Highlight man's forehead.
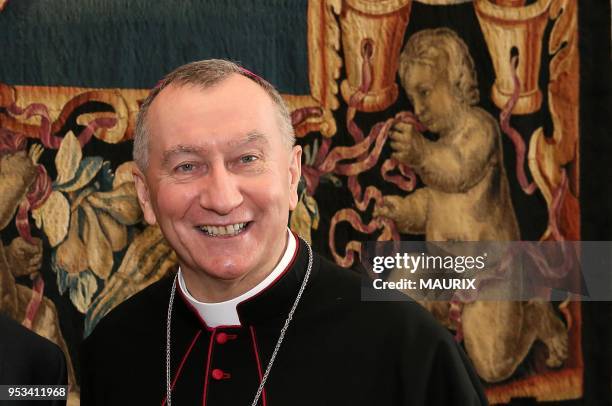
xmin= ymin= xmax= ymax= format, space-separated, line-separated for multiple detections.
xmin=148 ymin=77 xmax=278 ymax=130
xmin=145 ymin=74 xmax=286 ymax=160
xmin=227 ymin=130 xmax=269 ymax=147
xmin=167 ymin=130 xmax=268 ymax=150
xmin=153 ymin=74 xmax=268 ymax=105
xmin=160 ymin=130 xmax=270 ymax=160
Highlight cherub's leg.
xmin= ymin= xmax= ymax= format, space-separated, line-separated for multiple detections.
xmin=374 ymin=188 xmax=430 ymax=235
xmin=531 ymin=301 xmax=568 ymax=367
xmin=462 ymin=301 xmax=537 ymax=382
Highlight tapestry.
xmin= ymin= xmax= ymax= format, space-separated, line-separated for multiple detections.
xmin=0 ymin=1 xmax=609 ymax=405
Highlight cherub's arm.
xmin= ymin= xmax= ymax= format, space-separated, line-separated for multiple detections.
xmin=374 ymin=188 xmax=430 ymax=235
xmin=391 ymin=118 xmax=497 ymax=193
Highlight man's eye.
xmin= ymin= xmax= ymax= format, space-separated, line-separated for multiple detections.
xmin=240 ymin=155 xmax=258 ymax=164
xmin=176 ymin=163 xmax=196 ymax=172
xmin=420 ymin=89 xmax=430 ymax=97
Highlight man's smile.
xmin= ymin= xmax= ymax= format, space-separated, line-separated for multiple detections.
xmin=197 ymin=222 xmax=251 ymax=237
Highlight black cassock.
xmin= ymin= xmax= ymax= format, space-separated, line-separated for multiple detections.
xmin=0 ymin=314 xmax=67 ymax=406
xmin=81 ymin=238 xmax=488 ymax=405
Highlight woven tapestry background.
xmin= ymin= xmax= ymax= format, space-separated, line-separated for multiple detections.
xmin=0 ymin=1 xmax=609 ymax=405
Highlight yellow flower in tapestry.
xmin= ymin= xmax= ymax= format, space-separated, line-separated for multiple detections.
xmin=32 ymin=132 xmax=142 ymax=313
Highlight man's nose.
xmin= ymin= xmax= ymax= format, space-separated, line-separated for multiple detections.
xmin=198 ymin=166 xmax=243 ymax=215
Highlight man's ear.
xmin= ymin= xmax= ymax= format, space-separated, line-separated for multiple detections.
xmin=288 ymin=145 xmax=302 ymax=211
xmin=132 ymin=167 xmax=158 ymax=226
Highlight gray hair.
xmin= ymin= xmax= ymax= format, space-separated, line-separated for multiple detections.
xmin=133 ymin=59 xmax=295 ymax=170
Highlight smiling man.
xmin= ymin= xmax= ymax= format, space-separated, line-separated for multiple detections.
xmin=133 ymin=67 xmax=301 ymax=306
xmin=80 ymin=60 xmax=488 ymax=406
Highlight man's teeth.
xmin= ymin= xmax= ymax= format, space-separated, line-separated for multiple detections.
xmin=199 ymin=223 xmax=247 ymax=237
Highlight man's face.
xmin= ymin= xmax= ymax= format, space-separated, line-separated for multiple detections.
xmin=133 ymin=75 xmax=301 ymax=287
xmin=404 ymin=63 xmax=460 ymax=134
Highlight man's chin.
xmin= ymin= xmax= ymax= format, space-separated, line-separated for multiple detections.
xmin=191 ymin=260 xmax=258 ymax=282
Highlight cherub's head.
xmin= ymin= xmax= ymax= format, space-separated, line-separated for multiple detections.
xmin=398 ymin=28 xmax=479 ymax=133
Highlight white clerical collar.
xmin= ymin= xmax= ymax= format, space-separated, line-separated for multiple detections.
xmin=177 ymin=228 xmax=297 ymax=327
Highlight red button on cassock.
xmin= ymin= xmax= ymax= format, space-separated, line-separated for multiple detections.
xmin=211 ymin=369 xmax=226 ymax=380
xmin=215 ymin=332 xmax=237 ymax=344
xmin=216 ymin=332 xmax=228 ymax=344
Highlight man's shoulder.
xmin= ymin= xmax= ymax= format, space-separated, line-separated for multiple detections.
xmin=85 ymin=274 xmax=174 ymax=343
xmin=0 ymin=314 xmax=64 ymax=360
xmin=313 ymin=253 xmax=453 ymax=341
xmin=0 ymin=314 xmax=67 ymax=383
xmin=314 ymin=252 xmax=361 ymax=289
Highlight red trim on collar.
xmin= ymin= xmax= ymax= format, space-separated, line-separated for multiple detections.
xmin=161 ymin=329 xmax=202 ymax=406
xmin=249 ymin=326 xmax=268 ymax=406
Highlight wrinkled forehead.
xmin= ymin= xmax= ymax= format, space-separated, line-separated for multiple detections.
xmin=146 ymin=80 xmax=283 ymax=151
xmin=151 ymin=76 xmax=273 ymax=113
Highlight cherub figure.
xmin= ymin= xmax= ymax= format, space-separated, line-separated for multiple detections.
xmin=377 ymin=27 xmax=519 ymax=240
xmin=375 ymin=28 xmax=568 ymax=382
